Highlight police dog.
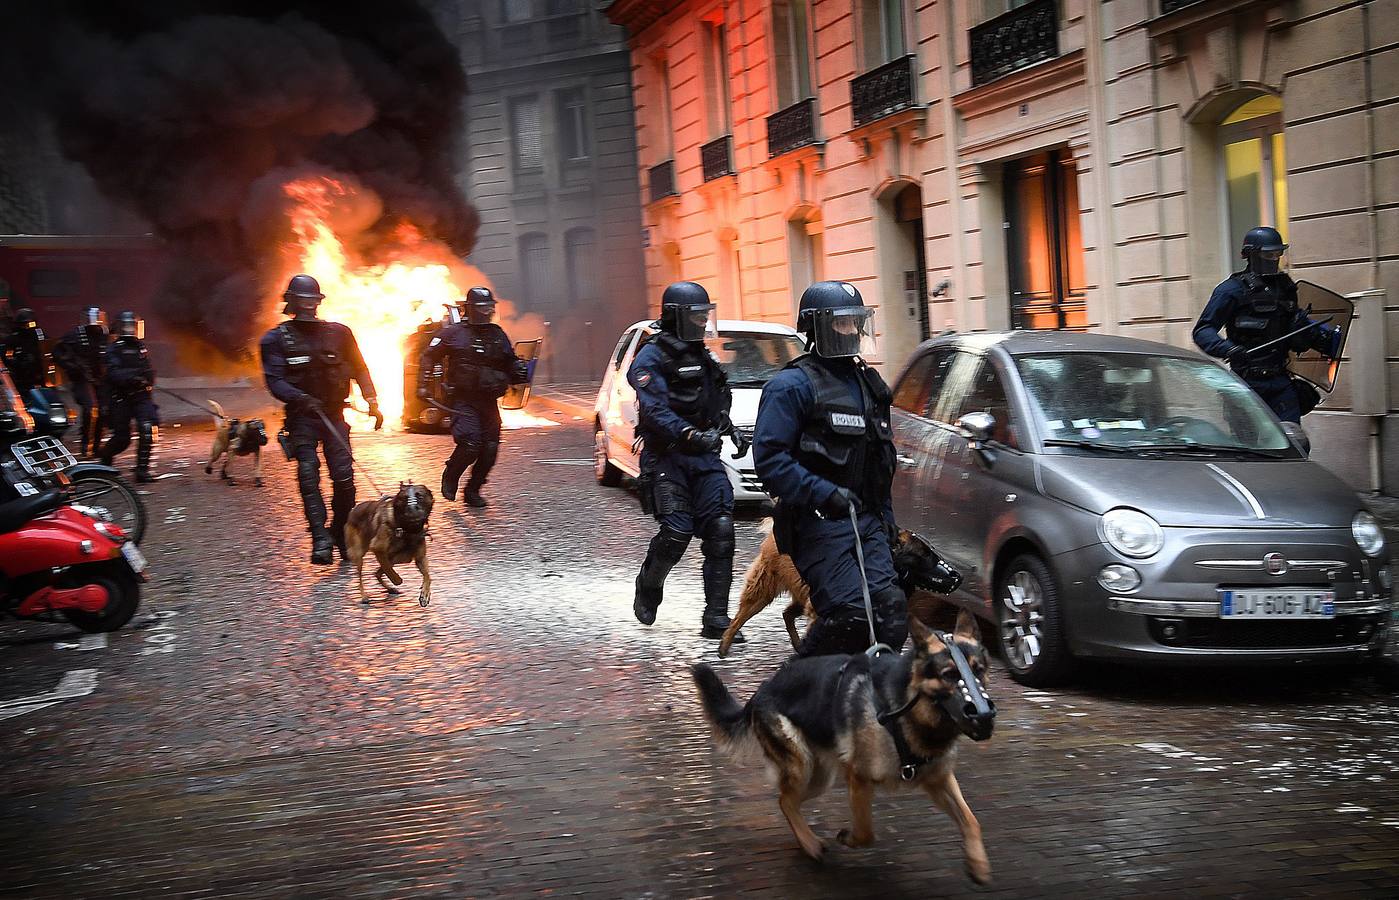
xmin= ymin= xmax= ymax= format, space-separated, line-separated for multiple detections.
xmin=693 ymin=613 xmax=995 ymax=881
xmin=345 ymin=482 xmax=435 ymax=606
xmin=718 ymin=521 xmax=962 ymax=657
xmin=204 ymin=400 xmax=268 ymax=486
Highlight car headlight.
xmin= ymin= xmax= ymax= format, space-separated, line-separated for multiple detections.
xmin=1353 ymin=510 xmax=1385 ymax=558
xmin=1101 ymin=508 xmax=1164 ymax=559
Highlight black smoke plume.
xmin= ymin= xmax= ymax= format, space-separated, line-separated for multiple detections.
xmin=3 ymin=0 xmax=478 ymax=360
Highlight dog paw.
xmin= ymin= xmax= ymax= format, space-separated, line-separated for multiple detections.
xmin=837 ymin=829 xmax=872 ymax=849
xmin=385 ymin=586 xmax=402 ymax=596
xmin=965 ymin=856 xmax=992 ymax=885
xmin=418 ymin=595 xmax=430 ymax=608
xmin=798 ymin=838 xmax=826 ymax=862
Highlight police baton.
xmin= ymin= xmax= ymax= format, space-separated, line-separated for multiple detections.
xmin=1242 ymin=313 xmax=1335 ymax=358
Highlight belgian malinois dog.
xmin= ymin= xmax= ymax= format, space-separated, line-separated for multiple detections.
xmin=718 ymin=521 xmax=963 ymax=657
xmin=344 ymin=483 xmax=434 ymax=606
xmin=204 ymin=400 xmax=268 ymax=486
xmin=693 ymin=612 xmax=995 ymax=882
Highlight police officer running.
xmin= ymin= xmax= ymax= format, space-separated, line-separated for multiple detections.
xmin=1193 ymin=226 xmax=1343 ymax=423
xmin=416 ymin=287 xmax=528 ymax=508
xmin=99 ymin=311 xmax=160 ymax=483
xmin=629 ymin=282 xmax=748 ymax=641
xmin=2 ymin=307 xmax=53 ymax=398
xmin=753 ymin=281 xmax=906 ymax=656
xmin=260 ymin=274 xmax=383 ymax=565
xmin=53 ymin=308 xmax=109 ymax=458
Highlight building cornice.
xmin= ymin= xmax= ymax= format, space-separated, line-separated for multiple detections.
xmin=951 ymin=48 xmax=1086 ymax=119
xmin=605 ymin=0 xmax=680 ymax=37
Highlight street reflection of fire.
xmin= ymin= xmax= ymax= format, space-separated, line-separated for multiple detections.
xmin=281 ymin=176 xmax=551 ymax=431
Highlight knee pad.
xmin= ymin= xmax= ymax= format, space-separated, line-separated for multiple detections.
xmin=701 ymin=514 xmax=735 ymax=559
xmin=872 ymin=586 xmax=909 ymax=649
xmin=653 ymin=525 xmax=692 ymax=564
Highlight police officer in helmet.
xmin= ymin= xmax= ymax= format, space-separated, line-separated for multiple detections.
xmin=629 ymin=281 xmax=748 ymax=641
xmin=260 ymin=274 xmax=383 ymax=565
xmin=2 ymin=306 xmax=52 ymax=398
xmin=53 ymin=308 xmax=109 ymax=457
xmin=417 ymin=286 xmax=528 ymax=507
xmin=99 ymin=311 xmax=160 ymax=483
xmin=1193 ymin=226 xmax=1342 ymax=422
xmin=753 ymin=280 xmax=906 ymax=656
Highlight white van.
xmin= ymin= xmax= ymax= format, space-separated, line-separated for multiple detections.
xmin=593 ymin=319 xmax=806 ymax=502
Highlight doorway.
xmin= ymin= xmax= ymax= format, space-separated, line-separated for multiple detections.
xmin=1004 ymin=148 xmax=1086 ymax=330
xmin=875 ymin=181 xmax=929 ymax=371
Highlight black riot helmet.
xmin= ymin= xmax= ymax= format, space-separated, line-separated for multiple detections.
xmin=282 ymin=273 xmax=325 ymax=318
xmin=82 ymin=307 xmax=108 ymax=342
xmin=460 ymin=286 xmax=495 ymax=325
xmin=13 ymin=307 xmax=38 ymax=332
xmin=1241 ymin=226 xmax=1289 ymax=276
xmin=797 ymin=281 xmax=875 ymax=359
xmin=658 ymin=281 xmax=715 ymax=343
xmin=115 ymin=310 xmax=144 ymax=340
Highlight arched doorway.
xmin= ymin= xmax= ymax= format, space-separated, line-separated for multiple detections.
xmin=874 ymin=181 xmax=928 ymax=372
xmin=1218 ymin=93 xmax=1287 ymax=267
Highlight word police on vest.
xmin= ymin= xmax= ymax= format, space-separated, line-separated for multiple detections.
xmin=831 ymin=413 xmax=865 ymax=428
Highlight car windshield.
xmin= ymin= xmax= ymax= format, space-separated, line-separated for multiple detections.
xmin=705 ymin=332 xmax=806 ymax=386
xmin=1013 ymin=351 xmax=1293 ymax=454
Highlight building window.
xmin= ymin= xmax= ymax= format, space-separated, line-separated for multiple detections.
xmin=565 ymin=227 xmax=599 ymax=307
xmin=28 ymin=268 xmax=81 ymax=298
xmin=653 ymin=58 xmax=675 ymax=160
xmin=860 ymin=0 xmax=906 ymax=69
xmin=502 ymin=0 xmax=534 ymax=22
xmin=1219 ymin=94 xmax=1288 ymax=267
xmin=511 ymin=96 xmax=544 ymax=171
xmin=787 ymin=212 xmax=824 ymax=309
xmin=719 ymin=236 xmax=744 ymax=317
xmin=702 ymin=20 xmax=733 ymax=138
xmin=519 ymin=232 xmax=551 ymax=307
xmin=557 ymin=89 xmax=590 ymax=162
xmin=772 ymin=0 xmax=814 ymax=110
xmin=1004 ymin=148 xmax=1086 ymax=331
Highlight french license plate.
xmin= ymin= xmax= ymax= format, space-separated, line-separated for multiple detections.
xmin=120 ymin=541 xmax=148 ymax=574
xmin=1218 ymin=589 xmax=1334 ymax=619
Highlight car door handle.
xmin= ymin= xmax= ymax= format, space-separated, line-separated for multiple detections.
xmin=897 ymin=455 xmax=917 ymax=468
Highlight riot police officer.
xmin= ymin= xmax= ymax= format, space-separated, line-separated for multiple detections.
xmin=99 ymin=311 xmax=160 ymax=483
xmin=1193 ymin=226 xmax=1342 ymax=422
xmin=629 ymin=281 xmax=747 ymax=641
xmin=53 ymin=308 xmax=109 ymax=457
xmin=260 ymin=274 xmax=383 ymax=565
xmin=2 ymin=307 xmax=52 ymax=397
xmin=416 ymin=287 xmax=527 ymax=508
xmin=753 ymin=281 xmax=905 ymax=656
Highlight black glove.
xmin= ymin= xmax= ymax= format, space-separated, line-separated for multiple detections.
xmin=682 ymin=427 xmax=722 ymax=454
xmin=366 ymin=400 xmax=384 ymax=432
xmin=512 ymin=359 xmax=530 ymax=383
xmin=1224 ymin=344 xmax=1250 ymax=363
xmin=819 ymin=486 xmax=860 ymax=519
xmin=729 ymin=428 xmax=751 ymax=459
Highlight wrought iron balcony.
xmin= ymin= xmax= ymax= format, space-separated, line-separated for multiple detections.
xmin=700 ymin=135 xmax=734 ymax=182
xmin=851 ymin=55 xmax=917 ymax=128
xmin=766 ymin=97 xmax=817 ymax=159
xmin=648 ymin=159 xmax=677 ymax=203
xmin=1159 ymin=0 xmax=1207 ymax=13
xmin=969 ymin=0 xmax=1059 ymax=87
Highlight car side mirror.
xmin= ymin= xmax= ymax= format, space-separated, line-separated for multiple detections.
xmin=957 ymin=411 xmax=995 ymax=447
xmin=1280 ymin=421 xmax=1311 ymax=457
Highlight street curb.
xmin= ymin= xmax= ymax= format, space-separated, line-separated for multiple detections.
xmin=527 ymin=392 xmax=595 ymax=424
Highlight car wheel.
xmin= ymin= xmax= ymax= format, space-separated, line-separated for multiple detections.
xmin=594 ymin=425 xmax=622 ymax=487
xmin=995 ymin=553 xmax=1075 ymax=687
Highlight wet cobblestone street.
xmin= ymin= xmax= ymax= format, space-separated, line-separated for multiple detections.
xmin=3 ymin=418 xmax=1398 ymax=897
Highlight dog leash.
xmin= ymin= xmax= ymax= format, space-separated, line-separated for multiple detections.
xmin=849 ymin=504 xmax=894 ymax=658
xmin=313 ymin=407 xmax=384 ymax=497
xmin=155 ymin=386 xmax=223 ymax=417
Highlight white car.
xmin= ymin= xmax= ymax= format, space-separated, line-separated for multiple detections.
xmin=593 ymin=319 xmax=806 ymax=502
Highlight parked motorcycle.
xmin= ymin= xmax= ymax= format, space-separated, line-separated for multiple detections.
xmin=1 ymin=370 xmax=147 ymax=544
xmin=0 ymin=485 xmax=147 ymax=632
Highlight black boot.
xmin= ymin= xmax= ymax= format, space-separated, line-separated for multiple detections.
xmin=699 ymin=556 xmax=743 ymax=642
xmin=134 ymin=423 xmax=156 ymax=483
xmin=442 ymin=440 xmax=479 ymax=503
xmin=634 ymin=526 xmax=690 ymax=626
xmin=329 ymin=478 xmax=355 ymax=560
xmin=441 ymin=469 xmax=460 ymax=502
xmin=464 ymin=488 xmax=487 ymax=508
xmin=310 ymin=525 xmax=334 ymax=565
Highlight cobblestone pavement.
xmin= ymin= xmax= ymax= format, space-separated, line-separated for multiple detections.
xmin=2 ymin=417 xmax=1398 ymax=898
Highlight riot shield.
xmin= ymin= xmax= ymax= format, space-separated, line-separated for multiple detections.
xmin=500 ymin=339 xmax=542 ymax=410
xmin=1291 ymin=281 xmax=1354 ymax=393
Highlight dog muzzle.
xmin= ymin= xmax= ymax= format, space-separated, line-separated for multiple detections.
xmin=909 ymin=533 xmax=963 ymax=594
xmin=935 ymin=632 xmax=995 ymax=741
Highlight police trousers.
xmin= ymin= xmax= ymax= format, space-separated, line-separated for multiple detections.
xmin=446 ymin=398 xmax=502 ymax=489
xmin=102 ymin=393 xmax=159 ymax=472
xmin=286 ymin=408 xmax=355 ymax=536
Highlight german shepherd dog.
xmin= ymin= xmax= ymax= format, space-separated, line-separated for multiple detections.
xmin=693 ymin=613 xmax=995 ymax=882
xmin=204 ymin=400 xmax=268 ymax=486
xmin=345 ymin=483 xmax=435 ymax=606
xmin=718 ymin=522 xmax=962 ymax=657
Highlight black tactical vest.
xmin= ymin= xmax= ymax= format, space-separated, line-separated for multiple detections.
xmin=789 ymin=355 xmax=895 ymax=505
xmin=1228 ymin=273 xmax=1297 ymax=363
xmin=279 ymin=323 xmax=350 ymax=406
xmin=651 ymin=332 xmax=726 ymax=429
xmin=447 ymin=324 xmax=514 ymax=399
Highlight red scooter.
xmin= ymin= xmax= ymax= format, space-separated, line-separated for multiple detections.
xmin=0 ymin=485 xmax=146 ymax=632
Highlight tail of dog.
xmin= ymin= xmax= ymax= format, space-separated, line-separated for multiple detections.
xmin=691 ymin=663 xmax=753 ymax=754
xmin=208 ymin=399 xmax=227 ymax=423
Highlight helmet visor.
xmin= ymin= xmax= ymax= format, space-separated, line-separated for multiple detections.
xmin=812 ymin=307 xmax=875 ymax=358
xmin=675 ymin=304 xmax=717 ymax=342
xmin=467 ymin=300 xmax=495 ymax=325
xmin=119 ymin=318 xmax=145 ymax=340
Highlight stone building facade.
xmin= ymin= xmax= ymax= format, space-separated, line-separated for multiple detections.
xmin=605 ymin=0 xmax=1396 ymax=491
xmin=441 ymin=0 xmax=649 ymax=381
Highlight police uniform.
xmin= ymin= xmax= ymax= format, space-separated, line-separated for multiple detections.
xmin=54 ymin=323 xmax=108 ymax=457
xmin=260 ymin=318 xmax=377 ymax=559
xmin=755 ymin=356 xmax=905 ymax=654
xmin=1194 ymin=227 xmax=1342 ymax=424
xmin=2 ymin=314 xmax=50 ymax=396
xmin=418 ymin=318 xmax=526 ymax=505
xmin=99 ymin=333 xmax=160 ymax=480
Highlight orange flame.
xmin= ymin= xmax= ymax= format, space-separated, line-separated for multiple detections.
xmin=278 ymin=175 xmax=553 ymax=431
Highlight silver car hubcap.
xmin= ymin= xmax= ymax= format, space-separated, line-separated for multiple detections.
xmin=999 ymin=570 xmax=1045 ymax=671
xmin=593 ymin=430 xmax=608 ymax=479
